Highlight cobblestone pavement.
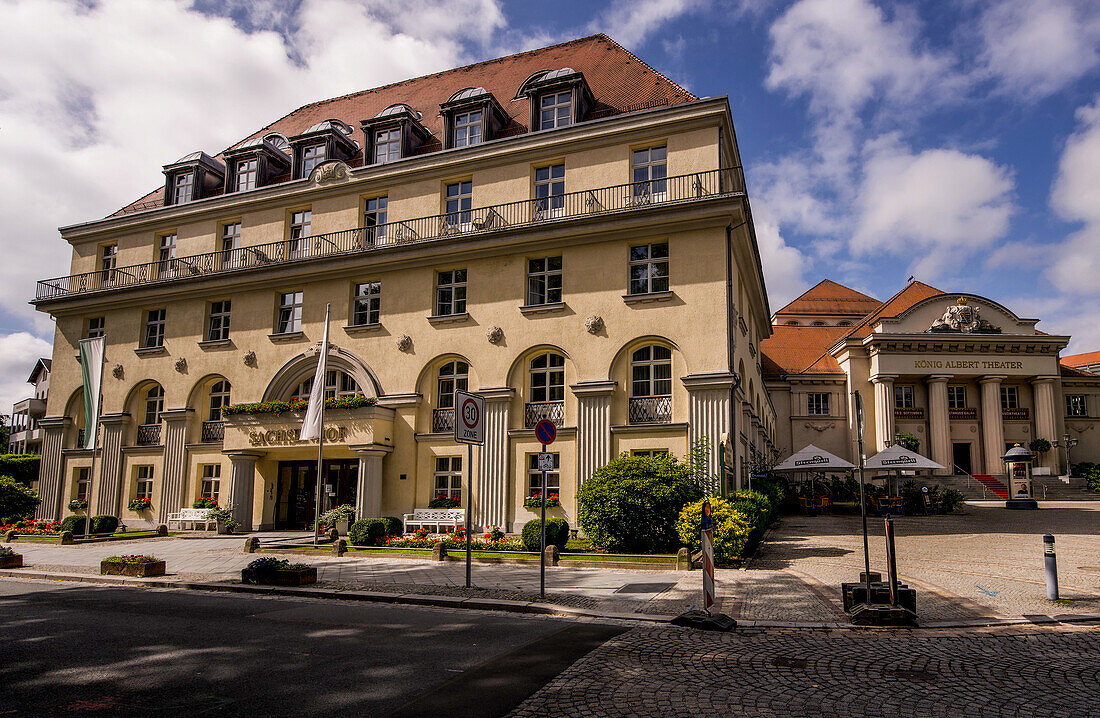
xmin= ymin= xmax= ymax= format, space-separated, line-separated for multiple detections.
xmin=508 ymin=623 xmax=1100 ymax=717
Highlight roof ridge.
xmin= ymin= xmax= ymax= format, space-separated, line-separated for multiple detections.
xmin=594 ymin=34 xmax=697 ymax=102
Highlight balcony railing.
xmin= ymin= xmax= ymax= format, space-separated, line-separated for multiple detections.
xmin=524 ymin=401 xmax=565 ymax=428
xmin=77 ymin=428 xmax=85 ymax=447
xmin=432 ymin=408 xmax=456 ymax=433
xmin=37 ymin=168 xmax=745 ymax=301
xmin=628 ymin=396 xmax=673 ymax=425
xmin=136 ymin=423 xmax=162 ymax=446
xmin=201 ymin=421 xmax=224 ymax=443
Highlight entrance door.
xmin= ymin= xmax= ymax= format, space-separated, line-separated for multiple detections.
xmin=275 ymin=460 xmax=359 ymax=529
xmin=952 ymin=443 xmax=972 ymax=475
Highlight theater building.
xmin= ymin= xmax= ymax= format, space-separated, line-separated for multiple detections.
xmin=762 ymin=280 xmax=1100 ymax=477
xmin=32 ymin=35 xmax=776 ymax=531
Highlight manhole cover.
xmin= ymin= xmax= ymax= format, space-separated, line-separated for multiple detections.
xmin=615 ymin=582 xmax=675 ymax=594
xmin=771 ymin=657 xmax=807 ymax=669
xmin=889 ymin=669 xmax=937 ymax=681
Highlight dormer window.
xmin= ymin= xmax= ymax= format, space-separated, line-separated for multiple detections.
xmin=301 ymin=144 xmax=326 ymax=176
xmin=288 ymin=120 xmax=358 ymax=180
xmin=539 ymin=92 xmax=572 ymax=130
xmin=235 ymin=159 xmax=258 ymax=192
xmin=374 ymin=129 xmax=401 ymax=164
xmin=453 ymin=110 xmax=482 ymax=147
xmin=439 ymin=88 xmax=508 ymax=150
xmin=360 ymin=104 xmax=432 ymax=166
xmin=162 ymin=152 xmax=225 ymax=206
xmin=518 ymin=68 xmax=594 ymax=134
xmin=223 ymin=137 xmax=291 ymax=193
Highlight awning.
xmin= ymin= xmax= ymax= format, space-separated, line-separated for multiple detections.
xmin=864 ymin=444 xmax=945 ymax=471
xmin=773 ymin=444 xmax=856 ymax=471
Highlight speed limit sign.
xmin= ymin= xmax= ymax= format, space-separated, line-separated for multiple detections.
xmin=454 ymin=390 xmax=485 ymax=445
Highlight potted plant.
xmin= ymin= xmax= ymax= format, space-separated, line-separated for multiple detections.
xmin=428 ymin=494 xmax=461 ymax=509
xmin=206 ymin=505 xmax=238 ymax=534
xmin=0 ymin=545 xmax=23 ymax=569
xmin=128 ymin=497 xmax=152 ymax=513
xmin=100 ymin=554 xmax=166 ymax=577
xmin=68 ymin=499 xmax=88 ymax=512
xmin=241 ymin=556 xmax=316 ymax=586
xmin=319 ymin=504 xmax=356 ymax=535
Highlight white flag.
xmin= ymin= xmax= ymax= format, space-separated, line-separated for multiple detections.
xmin=299 ymin=305 xmax=330 ymax=441
xmin=78 ymin=337 xmax=105 ymax=450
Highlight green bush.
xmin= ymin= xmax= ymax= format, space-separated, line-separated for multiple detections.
xmin=0 ymin=475 xmax=39 ymax=523
xmin=1082 ymin=466 xmax=1100 ymax=493
xmin=899 ymin=480 xmax=926 ymax=515
xmin=521 ymin=517 xmax=569 ymax=551
xmin=751 ymin=478 xmax=788 ymax=512
xmin=676 ymin=498 xmax=752 ymax=566
xmin=577 ymin=453 xmax=701 ymax=553
xmin=381 ymin=516 xmax=403 ymax=536
xmin=1028 ymin=438 xmax=1052 ymax=455
xmin=348 ymin=518 xmax=387 ymax=546
xmin=0 ymin=455 xmax=40 ymax=485
xmin=729 ymin=489 xmax=772 ymax=532
xmin=1072 ymin=461 xmax=1097 ymax=478
xmin=60 ymin=515 xmax=87 ymax=534
xmin=938 ymin=487 xmax=965 ymax=513
xmin=91 ymin=515 xmax=119 ymax=534
xmin=896 ymin=433 xmax=920 ymax=452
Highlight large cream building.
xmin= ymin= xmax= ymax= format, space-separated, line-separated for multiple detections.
xmin=32 ymin=35 xmax=776 ymax=531
xmin=762 ymin=280 xmax=1100 ymax=478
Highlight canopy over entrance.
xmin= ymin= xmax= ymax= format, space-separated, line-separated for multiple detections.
xmin=865 ymin=444 xmax=945 ymax=471
xmin=773 ymin=444 xmax=856 ymax=472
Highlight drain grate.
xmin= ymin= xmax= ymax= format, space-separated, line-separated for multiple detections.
xmin=614 ymin=582 xmax=675 ymax=594
xmin=771 ymin=657 xmax=807 ymax=669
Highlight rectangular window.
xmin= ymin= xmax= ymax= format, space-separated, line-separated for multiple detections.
xmin=894 ymin=385 xmax=915 ymax=409
xmin=435 ymin=269 xmax=467 ymax=316
xmin=207 ymin=300 xmax=231 ymax=341
xmin=534 ymin=163 xmax=565 ymax=218
xmin=352 ymin=282 xmax=381 ymax=326
xmin=453 ymin=110 xmax=483 ymax=147
xmin=75 ymin=467 xmax=90 ymax=502
xmin=86 ymin=317 xmax=105 ymax=339
xmin=539 ymin=91 xmax=572 ymax=130
xmin=221 ymin=222 xmax=241 ymax=252
xmin=527 ymin=453 xmax=560 ymax=498
xmin=289 ymin=209 xmax=311 ymax=257
xmin=629 ymin=242 xmax=670 ymax=295
xmin=277 ymin=291 xmax=303 ymax=334
xmin=1067 ymin=394 xmax=1088 ymax=417
xmin=374 ymin=129 xmax=401 ymax=164
xmin=157 ymin=233 xmax=177 ymax=278
xmin=948 ymin=385 xmax=968 ymax=409
xmin=807 ymin=393 xmax=830 ymax=416
xmin=1000 ymin=386 xmax=1019 ymax=410
xmin=200 ymin=465 xmax=221 ymax=499
xmin=173 ymin=172 xmax=194 ymax=204
xmin=434 ymin=456 xmax=462 ymax=502
xmin=143 ymin=309 xmax=166 ymax=348
xmin=444 ymin=180 xmax=472 ymax=228
xmin=235 ymin=159 xmax=258 ymax=192
xmin=363 ymin=196 xmax=388 ymax=242
xmin=632 ymin=145 xmax=667 ymax=201
xmin=100 ymin=243 xmax=117 ymax=273
xmin=135 ymin=466 xmax=154 ymax=500
xmin=301 ymin=144 xmax=325 ymax=177
xmin=527 ymin=257 xmax=562 ymax=306
xmin=631 ymin=449 xmax=669 ymax=458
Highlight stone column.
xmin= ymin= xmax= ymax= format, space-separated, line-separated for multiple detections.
xmin=871 ymin=375 xmax=897 ymax=452
xmin=351 ymin=444 xmax=391 ymax=519
xmin=476 ymin=388 xmax=513 ymax=531
xmin=1031 ymin=377 xmax=1059 ymax=472
xmin=571 ymin=381 xmax=616 ymax=486
xmin=34 ymin=416 xmax=71 ymax=520
xmin=96 ymin=413 xmax=131 ymax=518
xmin=926 ymin=376 xmax=951 ymax=475
xmin=158 ymin=408 xmax=193 ymax=524
xmin=979 ymin=376 xmax=1007 ymax=475
xmin=226 ymin=451 xmax=264 ymax=531
xmin=682 ymin=373 xmax=737 ymax=490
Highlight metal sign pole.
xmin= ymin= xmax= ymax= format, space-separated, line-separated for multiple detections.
xmin=853 ymin=390 xmax=872 ymax=601
xmin=466 ymin=441 xmax=473 ymax=588
xmin=540 ymin=442 xmax=547 ymax=598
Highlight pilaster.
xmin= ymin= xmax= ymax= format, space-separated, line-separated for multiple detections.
xmin=226 ymin=450 xmax=264 ymax=531
xmin=475 ymin=387 xmax=513 ymax=530
xmin=682 ymin=373 xmax=737 ymax=492
xmin=96 ymin=413 xmax=131 ymax=518
xmin=34 ymin=416 xmax=70 ymax=521
xmin=351 ymin=444 xmax=392 ymax=519
xmin=571 ymin=380 xmax=615 ymax=487
xmin=158 ymin=408 xmax=193 ymax=523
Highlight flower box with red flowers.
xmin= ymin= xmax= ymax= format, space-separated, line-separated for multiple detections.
xmin=241 ymin=557 xmax=316 ymax=586
xmin=100 ymin=555 xmax=166 ymax=578
xmin=428 ymin=495 xmax=461 ymax=509
xmin=524 ymin=493 xmax=560 ymax=509
xmin=128 ymin=498 xmax=153 ymax=512
xmin=0 ymin=546 xmax=23 ymax=569
xmin=192 ymin=497 xmax=219 ymax=509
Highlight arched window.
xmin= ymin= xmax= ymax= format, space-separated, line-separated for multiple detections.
xmin=209 ymin=380 xmax=231 ymax=421
xmin=437 ymin=361 xmax=469 ymax=408
xmin=530 ymin=353 xmax=565 ymax=402
xmin=292 ymin=370 xmax=361 ymax=401
xmin=144 ymin=386 xmax=164 ymax=425
xmin=630 ymin=346 xmax=672 ymax=397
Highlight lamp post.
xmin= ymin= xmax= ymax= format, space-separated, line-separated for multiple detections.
xmin=1060 ymin=433 xmax=1078 ymax=476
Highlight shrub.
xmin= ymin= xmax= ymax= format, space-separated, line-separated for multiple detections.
xmin=899 ymin=480 xmax=926 ymax=515
xmin=0 ymin=455 xmax=40 ymax=485
xmin=729 ymin=489 xmax=772 ymax=533
xmin=381 ymin=516 xmax=403 ymax=536
xmin=222 ymin=396 xmax=376 ymax=416
xmin=1029 ymin=438 xmax=1052 ymax=456
xmin=246 ymin=557 xmax=310 ymax=574
xmin=349 ymin=518 xmax=387 ymax=546
xmin=676 ymin=498 xmax=752 ymax=566
xmin=577 ymin=453 xmax=701 ymax=553
xmin=91 ymin=515 xmax=119 ymax=534
xmin=521 ymin=517 xmax=569 ymax=551
xmin=60 ymin=515 xmax=87 ymax=535
xmin=319 ymin=504 xmax=356 ymax=528
xmin=938 ymin=487 xmax=965 ymax=514
xmin=751 ymin=478 xmax=789 ymax=512
xmin=896 ymin=433 xmax=920 ymax=452
xmin=1072 ymin=461 xmax=1097 ymax=478
xmin=0 ymin=476 xmax=39 ymax=524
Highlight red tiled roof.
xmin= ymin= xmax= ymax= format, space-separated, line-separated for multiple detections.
xmin=774 ymin=279 xmax=880 ymax=318
xmin=112 ymin=34 xmax=696 ymax=217
xmin=1061 ymin=364 xmax=1097 ymax=378
xmin=843 ymin=280 xmax=944 ymax=339
xmin=1062 ymin=350 xmax=1100 ymax=368
xmin=760 ymin=325 xmax=849 ymax=377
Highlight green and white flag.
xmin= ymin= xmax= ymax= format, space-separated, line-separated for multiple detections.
xmin=299 ymin=305 xmax=330 ymax=441
xmin=78 ymin=336 xmax=105 ymax=450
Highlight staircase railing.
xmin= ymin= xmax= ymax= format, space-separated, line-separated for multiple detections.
xmin=953 ymin=464 xmax=986 ymax=498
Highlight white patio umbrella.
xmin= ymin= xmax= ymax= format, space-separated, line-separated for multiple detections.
xmin=864 ymin=444 xmax=945 ymax=496
xmin=773 ymin=444 xmax=857 ymax=472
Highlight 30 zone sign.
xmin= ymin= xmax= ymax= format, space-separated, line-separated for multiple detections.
xmin=454 ymin=391 xmax=485 ymax=445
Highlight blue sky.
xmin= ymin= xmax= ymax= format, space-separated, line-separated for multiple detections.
xmin=0 ymin=0 xmax=1097 ymax=410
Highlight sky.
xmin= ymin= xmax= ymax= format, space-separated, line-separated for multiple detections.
xmin=0 ymin=0 xmax=1098 ymax=413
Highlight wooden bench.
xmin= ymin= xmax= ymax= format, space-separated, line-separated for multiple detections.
xmin=402 ymin=508 xmax=465 ymax=534
xmin=167 ymin=508 xmax=216 ymax=531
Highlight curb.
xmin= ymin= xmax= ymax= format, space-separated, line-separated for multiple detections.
xmin=3 ymin=569 xmax=1098 ymax=630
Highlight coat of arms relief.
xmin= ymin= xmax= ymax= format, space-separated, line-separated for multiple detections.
xmin=929 ymin=297 xmax=1001 ymax=334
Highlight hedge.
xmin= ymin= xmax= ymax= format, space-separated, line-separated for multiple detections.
xmin=0 ymin=475 xmax=39 ymax=523
xmin=0 ymin=455 xmax=40 ymax=485
xmin=521 ymin=517 xmax=569 ymax=552
xmin=57 ymin=514 xmax=118 ymax=535
xmin=222 ymin=395 xmax=377 ymax=416
xmin=349 ymin=517 xmax=402 ymax=546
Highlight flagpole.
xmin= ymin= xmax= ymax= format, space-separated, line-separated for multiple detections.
xmin=82 ymin=336 xmax=106 ymax=540
xmin=312 ymin=305 xmax=330 ymax=547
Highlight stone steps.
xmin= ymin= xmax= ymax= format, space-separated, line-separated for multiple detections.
xmin=930 ymin=473 xmax=1100 ymax=500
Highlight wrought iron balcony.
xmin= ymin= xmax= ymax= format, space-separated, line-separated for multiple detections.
xmin=136 ymin=423 xmax=162 ymax=446
xmin=77 ymin=428 xmax=85 ymax=447
xmin=524 ymin=401 xmax=564 ymax=428
xmin=201 ymin=421 xmax=224 ymax=443
xmin=37 ymin=168 xmax=745 ymax=301
xmin=628 ymin=396 xmax=673 ymax=424
xmin=432 ymin=408 xmax=456 ymax=433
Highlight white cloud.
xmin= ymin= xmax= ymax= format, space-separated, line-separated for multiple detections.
xmin=749 ymin=198 xmax=811 ymax=310
xmin=588 ymin=0 xmax=703 ymax=49
xmin=0 ymin=332 xmax=52 ymax=418
xmin=978 ymin=0 xmax=1100 ymax=99
xmin=1048 ymin=95 xmax=1100 ymax=294
xmin=850 ymin=141 xmax=1015 ymax=278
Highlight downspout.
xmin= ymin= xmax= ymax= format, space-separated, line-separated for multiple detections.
xmin=727 ymin=221 xmax=747 ymax=489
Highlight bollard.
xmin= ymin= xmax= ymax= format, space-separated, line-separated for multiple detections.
xmin=1043 ymin=533 xmax=1059 ymax=600
xmin=3 ymin=530 xmax=14 ymax=543
xmin=156 ymin=524 xmax=168 ymax=537
xmin=333 ymin=538 xmax=347 ymax=556
xmin=543 ymin=544 xmax=559 ymax=567
xmin=59 ymin=531 xmax=74 ymax=545
xmin=677 ymin=547 xmax=692 ymax=571
xmin=432 ymin=541 xmax=447 ymax=561
xmin=326 ymin=528 xmax=338 ymax=543
xmin=243 ymin=537 xmax=259 ymax=553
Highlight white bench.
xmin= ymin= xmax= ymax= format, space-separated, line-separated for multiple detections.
xmin=167 ymin=508 xmax=216 ymax=531
xmin=402 ymin=508 xmax=465 ymax=534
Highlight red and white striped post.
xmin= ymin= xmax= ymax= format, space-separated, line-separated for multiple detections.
xmin=701 ymin=498 xmax=716 ymax=613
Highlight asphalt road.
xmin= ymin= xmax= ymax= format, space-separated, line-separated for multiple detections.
xmin=0 ymin=579 xmax=624 ymax=717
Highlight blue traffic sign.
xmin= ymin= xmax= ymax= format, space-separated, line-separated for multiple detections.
xmin=534 ymin=419 xmax=557 ymax=445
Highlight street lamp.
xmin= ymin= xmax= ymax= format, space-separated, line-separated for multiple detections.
xmin=1060 ymin=433 xmax=1079 ymax=476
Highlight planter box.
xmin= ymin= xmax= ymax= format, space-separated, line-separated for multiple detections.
xmin=0 ymin=554 xmax=23 ymax=569
xmin=100 ymin=559 xmax=166 ymax=578
xmin=241 ymin=567 xmax=317 ymax=586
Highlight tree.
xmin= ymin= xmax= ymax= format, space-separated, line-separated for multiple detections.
xmin=1029 ymin=438 xmax=1052 ymax=463
xmin=0 ymin=475 xmax=39 ymax=523
xmin=896 ymin=432 xmax=920 ymax=452
xmin=0 ymin=414 xmax=9 ymax=452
